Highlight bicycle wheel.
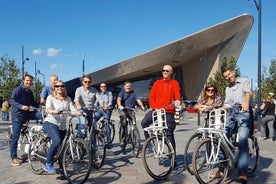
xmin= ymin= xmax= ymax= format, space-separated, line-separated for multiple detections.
xmin=28 ymin=134 xmax=49 ymax=174
xmin=62 ymin=138 xmax=92 ymax=184
xmin=18 ymin=132 xmax=31 ymax=162
xmin=192 ymin=138 xmax=229 ymax=184
xmin=109 ymin=121 xmax=115 ymax=144
xmin=247 ymin=135 xmax=259 ymax=176
xmin=131 ymin=126 xmax=140 ymax=157
xmin=91 ymin=132 xmax=106 ymax=169
xmin=142 ymin=135 xmax=175 ymax=180
xmin=184 ymin=132 xmax=203 ymax=175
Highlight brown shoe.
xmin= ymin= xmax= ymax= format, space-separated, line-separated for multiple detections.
xmin=209 ymin=170 xmax=224 ymax=178
xmin=237 ymin=174 xmax=247 ymax=184
xmin=11 ymin=158 xmax=22 ymax=166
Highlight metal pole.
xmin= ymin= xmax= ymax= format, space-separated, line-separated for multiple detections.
xmin=22 ymin=46 xmax=24 ymax=79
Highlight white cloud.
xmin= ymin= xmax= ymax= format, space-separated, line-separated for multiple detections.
xmin=47 ymin=48 xmax=62 ymax=57
xmin=32 ymin=48 xmax=44 ymax=55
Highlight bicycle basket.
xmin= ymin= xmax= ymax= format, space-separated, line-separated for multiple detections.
xmin=152 ymin=108 xmax=167 ymax=128
xmin=208 ymin=108 xmax=226 ymax=131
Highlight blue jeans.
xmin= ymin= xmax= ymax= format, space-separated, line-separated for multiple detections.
xmin=225 ymin=111 xmax=251 ymax=175
xmin=94 ymin=109 xmax=112 ymax=143
xmin=77 ymin=109 xmax=93 ymax=138
xmin=2 ymin=112 xmax=9 ymax=121
xmin=43 ymin=121 xmax=66 ymax=165
xmin=141 ymin=110 xmax=176 ymax=151
xmin=10 ymin=111 xmax=42 ymax=160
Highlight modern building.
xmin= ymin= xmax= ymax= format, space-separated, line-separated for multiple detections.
xmin=66 ymin=13 xmax=253 ymax=102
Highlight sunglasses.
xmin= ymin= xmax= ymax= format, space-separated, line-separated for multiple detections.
xmin=83 ymin=81 xmax=91 ymax=83
xmin=162 ymin=69 xmax=170 ymax=73
xmin=206 ymin=89 xmax=214 ymax=92
xmin=55 ymin=85 xmax=65 ymax=88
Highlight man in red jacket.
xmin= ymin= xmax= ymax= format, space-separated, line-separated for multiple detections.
xmin=141 ymin=64 xmax=181 ymax=169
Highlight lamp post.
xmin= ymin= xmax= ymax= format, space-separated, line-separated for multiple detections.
xmin=248 ymin=0 xmax=262 ymax=130
xmin=21 ymin=45 xmax=29 ymax=79
xmin=37 ymin=70 xmax=45 ymax=86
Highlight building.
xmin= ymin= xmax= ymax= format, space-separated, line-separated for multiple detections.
xmin=66 ymin=13 xmax=253 ymax=102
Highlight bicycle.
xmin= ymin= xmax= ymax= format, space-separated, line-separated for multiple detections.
xmin=78 ymin=108 xmax=106 ymax=169
xmin=99 ymin=118 xmax=115 ymax=144
xmin=192 ymin=108 xmax=259 ymax=184
xmin=7 ymin=107 xmax=44 ymax=162
xmin=27 ymin=110 xmax=92 ymax=184
xmin=141 ymin=108 xmax=175 ymax=180
xmin=183 ymin=110 xmax=210 ymax=175
xmin=119 ymin=107 xmax=141 ymax=157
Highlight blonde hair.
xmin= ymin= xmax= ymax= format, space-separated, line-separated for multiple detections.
xmin=52 ymin=80 xmax=68 ymax=99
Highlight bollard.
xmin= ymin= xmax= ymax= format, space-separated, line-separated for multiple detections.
xmin=197 ymin=111 xmax=200 ymax=126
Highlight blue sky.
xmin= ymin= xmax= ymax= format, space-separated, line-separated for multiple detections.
xmin=1 ymin=0 xmax=275 ymax=88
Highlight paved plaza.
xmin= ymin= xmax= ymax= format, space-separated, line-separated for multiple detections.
xmin=0 ymin=110 xmax=275 ymax=184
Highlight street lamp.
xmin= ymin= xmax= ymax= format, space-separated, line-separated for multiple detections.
xmin=248 ymin=0 xmax=262 ymax=130
xmin=21 ymin=45 xmax=29 ymax=79
xmin=37 ymin=70 xmax=45 ymax=86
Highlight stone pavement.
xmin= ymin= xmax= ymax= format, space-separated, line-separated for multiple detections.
xmin=0 ymin=111 xmax=275 ymax=184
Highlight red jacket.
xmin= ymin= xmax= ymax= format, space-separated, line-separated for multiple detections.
xmin=149 ymin=78 xmax=181 ymax=113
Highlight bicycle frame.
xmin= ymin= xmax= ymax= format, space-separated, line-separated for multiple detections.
xmin=144 ymin=108 xmax=169 ymax=157
xmin=198 ymin=109 xmax=239 ymax=167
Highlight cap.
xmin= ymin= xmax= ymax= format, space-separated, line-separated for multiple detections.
xmin=268 ymin=92 xmax=274 ymax=96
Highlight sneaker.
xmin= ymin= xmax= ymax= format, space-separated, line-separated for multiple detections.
xmin=258 ymin=136 xmax=268 ymax=141
xmin=44 ymin=163 xmax=56 ymax=174
xmin=237 ymin=174 xmax=247 ymax=184
xmin=11 ymin=158 xmax=22 ymax=166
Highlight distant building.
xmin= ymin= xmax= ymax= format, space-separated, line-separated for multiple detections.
xmin=66 ymin=14 xmax=253 ymax=102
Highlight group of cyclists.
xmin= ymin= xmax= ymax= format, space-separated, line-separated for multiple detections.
xmin=8 ymin=63 xmax=259 ymax=184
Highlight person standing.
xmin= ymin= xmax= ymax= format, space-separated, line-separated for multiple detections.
xmin=2 ymin=100 xmax=10 ymax=121
xmin=40 ymin=75 xmax=58 ymax=106
xmin=94 ymin=83 xmax=113 ymax=148
xmin=43 ymin=80 xmax=78 ymax=173
xmin=258 ymin=92 xmax=275 ymax=141
xmin=9 ymin=74 xmax=42 ymax=166
xmin=117 ymin=81 xmax=145 ymax=150
xmin=141 ymin=65 xmax=181 ymax=169
xmin=221 ymin=66 xmax=252 ymax=183
xmin=74 ymin=75 xmax=97 ymax=138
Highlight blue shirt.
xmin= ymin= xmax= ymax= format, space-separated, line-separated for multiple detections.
xmin=10 ymin=84 xmax=39 ymax=121
xmin=118 ymin=90 xmax=139 ymax=108
xmin=40 ymin=86 xmax=53 ymax=103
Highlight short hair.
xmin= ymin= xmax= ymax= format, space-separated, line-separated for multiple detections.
xmin=82 ymin=75 xmax=91 ymax=81
xmin=23 ymin=73 xmax=34 ymax=80
xmin=220 ymin=65 xmax=233 ymax=75
xmin=124 ymin=81 xmax=131 ymax=86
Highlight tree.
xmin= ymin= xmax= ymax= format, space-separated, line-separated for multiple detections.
xmin=261 ymin=59 xmax=276 ymax=99
xmin=0 ymin=56 xmax=21 ymax=101
xmin=208 ymin=57 xmax=240 ymax=98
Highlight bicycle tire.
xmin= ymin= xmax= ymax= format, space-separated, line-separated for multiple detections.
xmin=62 ymin=138 xmax=92 ymax=184
xmin=142 ymin=135 xmax=175 ymax=180
xmin=247 ymin=135 xmax=259 ymax=176
xmin=192 ymin=138 xmax=229 ymax=184
xmin=131 ymin=126 xmax=140 ymax=157
xmin=184 ymin=132 xmax=203 ymax=175
xmin=109 ymin=121 xmax=115 ymax=144
xmin=28 ymin=134 xmax=50 ymax=174
xmin=91 ymin=132 xmax=106 ymax=169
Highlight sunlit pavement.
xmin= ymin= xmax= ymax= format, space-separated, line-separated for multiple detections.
xmin=0 ymin=110 xmax=275 ymax=184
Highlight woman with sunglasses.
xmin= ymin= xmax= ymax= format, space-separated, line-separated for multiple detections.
xmin=43 ymin=80 xmax=77 ymax=174
xmin=194 ymin=84 xmax=222 ymax=111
